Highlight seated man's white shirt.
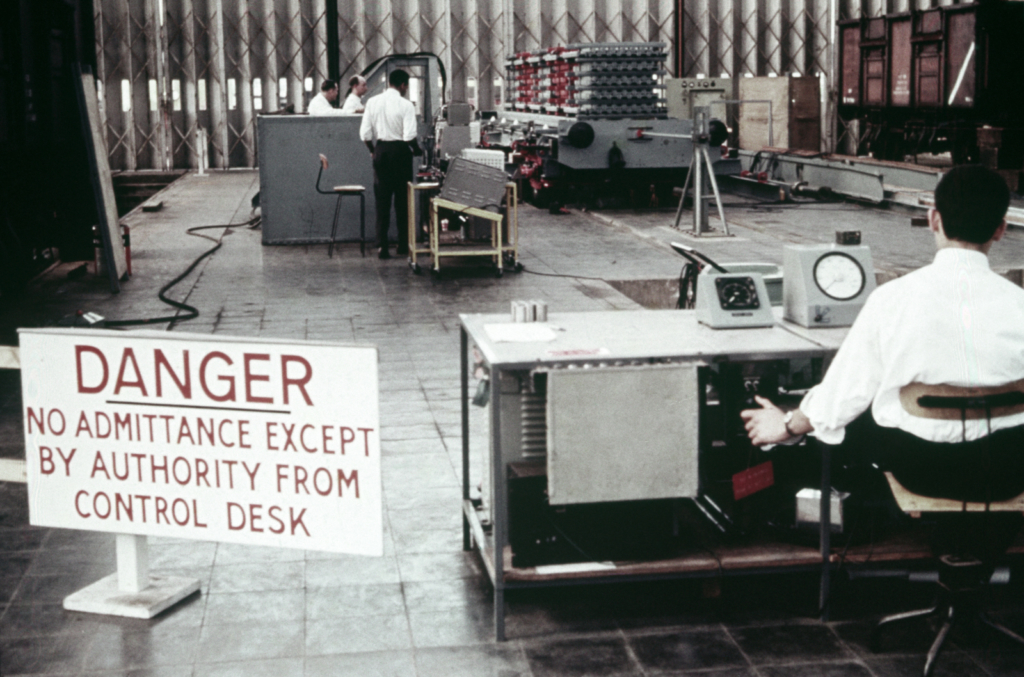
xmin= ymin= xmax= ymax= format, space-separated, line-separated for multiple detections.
xmin=340 ymin=93 xmax=363 ymax=114
xmin=308 ymin=92 xmax=344 ymax=116
xmin=359 ymin=88 xmax=417 ymax=143
xmin=801 ymin=248 xmax=1024 ymax=444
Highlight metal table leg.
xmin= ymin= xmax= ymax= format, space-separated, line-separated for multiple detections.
xmin=461 ymin=327 xmax=471 ymax=551
xmin=491 ymin=372 xmax=506 ymax=641
xmin=407 ymin=182 xmax=415 ymax=267
xmin=328 ymin=195 xmax=342 ymax=258
xmin=819 ymin=444 xmax=831 ymax=621
xmin=359 ymin=191 xmax=365 ymax=257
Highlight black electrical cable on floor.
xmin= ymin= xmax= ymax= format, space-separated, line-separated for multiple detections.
xmin=519 ymin=266 xmax=611 ymax=283
xmin=105 ymin=215 xmax=261 ymax=328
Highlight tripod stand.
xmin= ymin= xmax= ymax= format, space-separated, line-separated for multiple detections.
xmin=672 ymin=107 xmax=730 ymax=236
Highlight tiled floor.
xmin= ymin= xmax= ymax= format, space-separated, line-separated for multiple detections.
xmin=1 ymin=171 xmax=1023 ymax=676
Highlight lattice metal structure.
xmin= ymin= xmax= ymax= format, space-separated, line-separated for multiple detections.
xmin=96 ymin=0 xmax=330 ymax=170
xmin=95 ymin=0 xmax=953 ymax=169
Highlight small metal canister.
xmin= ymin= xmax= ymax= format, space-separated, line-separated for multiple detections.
xmin=511 ymin=300 xmax=529 ymax=322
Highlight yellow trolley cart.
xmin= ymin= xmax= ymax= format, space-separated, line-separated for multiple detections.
xmin=407 ymin=180 xmax=520 ymax=278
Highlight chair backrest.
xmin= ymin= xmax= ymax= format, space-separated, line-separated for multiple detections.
xmin=315 ymin=154 xmax=331 ymax=194
xmin=892 ymin=380 xmax=1024 ymax=514
xmin=899 ymin=379 xmax=1024 ymax=421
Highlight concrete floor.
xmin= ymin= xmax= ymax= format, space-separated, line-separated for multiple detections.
xmin=1 ymin=170 xmax=1023 ymax=676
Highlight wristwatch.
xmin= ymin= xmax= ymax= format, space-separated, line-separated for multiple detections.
xmin=782 ymin=410 xmax=797 ymax=437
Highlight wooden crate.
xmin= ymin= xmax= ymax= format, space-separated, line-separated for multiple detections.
xmin=738 ymin=76 xmax=821 ymax=152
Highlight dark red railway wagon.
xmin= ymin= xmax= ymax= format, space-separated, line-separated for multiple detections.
xmin=838 ymin=0 xmax=1024 ymax=167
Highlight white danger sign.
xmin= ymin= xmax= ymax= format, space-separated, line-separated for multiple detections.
xmin=19 ymin=328 xmax=382 ymax=556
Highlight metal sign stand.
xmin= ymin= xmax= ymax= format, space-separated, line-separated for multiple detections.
xmin=672 ymin=107 xmax=730 ymax=236
xmin=62 ymin=534 xmax=200 ymax=619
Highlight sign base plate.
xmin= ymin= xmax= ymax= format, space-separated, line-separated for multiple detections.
xmin=63 ymin=573 xmax=200 ymax=619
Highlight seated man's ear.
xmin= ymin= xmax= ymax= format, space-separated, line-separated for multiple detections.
xmin=927 ymin=207 xmax=943 ymax=234
xmin=992 ymin=219 xmax=1008 ymax=243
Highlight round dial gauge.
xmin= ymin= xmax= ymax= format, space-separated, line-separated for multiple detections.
xmin=715 ymin=276 xmax=760 ymax=310
xmin=813 ymin=252 xmax=865 ymax=301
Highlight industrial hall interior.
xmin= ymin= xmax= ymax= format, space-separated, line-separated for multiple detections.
xmin=5 ymin=0 xmax=1024 ymax=676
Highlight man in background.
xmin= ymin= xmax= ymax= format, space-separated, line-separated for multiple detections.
xmin=340 ymin=75 xmax=368 ymax=114
xmin=308 ymin=80 xmax=345 ymax=116
xmin=359 ymin=69 xmax=420 ymax=258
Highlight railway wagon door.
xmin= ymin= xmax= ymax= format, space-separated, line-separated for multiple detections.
xmin=889 ymin=18 xmax=912 ymax=107
xmin=945 ymin=9 xmax=977 ymax=109
xmin=912 ymin=9 xmax=944 ymax=108
xmin=839 ymin=23 xmax=861 ymax=106
xmin=861 ymin=18 xmax=887 ymax=107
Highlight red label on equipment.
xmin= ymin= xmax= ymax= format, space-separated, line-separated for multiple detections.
xmin=732 ymin=461 xmax=775 ymax=500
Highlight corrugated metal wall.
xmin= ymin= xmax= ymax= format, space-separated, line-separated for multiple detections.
xmin=94 ymin=0 xmax=952 ymax=170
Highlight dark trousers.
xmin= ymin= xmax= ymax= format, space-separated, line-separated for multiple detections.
xmin=831 ymin=414 xmax=1024 ymax=559
xmin=372 ymin=141 xmax=412 ymax=251
xmin=834 ymin=412 xmax=1024 ymax=503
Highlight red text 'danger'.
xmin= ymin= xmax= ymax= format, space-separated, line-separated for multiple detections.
xmin=74 ymin=345 xmax=314 ymax=406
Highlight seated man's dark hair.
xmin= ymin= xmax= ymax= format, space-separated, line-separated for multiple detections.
xmin=388 ymin=69 xmax=410 ymax=88
xmin=934 ymin=165 xmax=1010 ymax=244
xmin=320 ymin=79 xmax=337 ymax=92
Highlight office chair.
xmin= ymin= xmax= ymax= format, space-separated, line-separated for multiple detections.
xmin=315 ymin=154 xmax=366 ymax=257
xmin=870 ymin=381 xmax=1024 ymax=677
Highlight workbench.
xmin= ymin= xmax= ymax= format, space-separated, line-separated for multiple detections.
xmin=459 ymin=309 xmax=850 ymax=640
xmin=459 ymin=308 xmax=1024 ymax=640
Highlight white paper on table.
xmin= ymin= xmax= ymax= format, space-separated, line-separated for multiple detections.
xmin=484 ymin=323 xmax=559 ymax=343
xmin=534 ymin=561 xmax=617 ymax=575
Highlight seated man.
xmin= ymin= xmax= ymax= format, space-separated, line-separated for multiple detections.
xmin=741 ymin=165 xmax=1024 ymax=503
xmin=340 ymin=75 xmax=368 ymax=114
xmin=308 ymin=80 xmax=346 ymax=116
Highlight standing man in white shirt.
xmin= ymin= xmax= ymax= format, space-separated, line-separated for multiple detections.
xmin=741 ymin=165 xmax=1024 ymax=502
xmin=308 ymin=80 xmax=345 ymax=116
xmin=340 ymin=75 xmax=368 ymax=114
xmin=359 ymin=69 xmax=421 ymax=258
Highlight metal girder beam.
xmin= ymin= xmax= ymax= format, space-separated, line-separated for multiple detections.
xmin=738 ymin=150 xmax=885 ymax=203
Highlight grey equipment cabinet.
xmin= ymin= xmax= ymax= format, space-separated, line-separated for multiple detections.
xmin=459 ymin=309 xmax=846 ymax=640
xmin=258 ymin=115 xmax=409 ymax=245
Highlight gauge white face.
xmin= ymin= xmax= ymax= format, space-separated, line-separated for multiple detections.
xmin=813 ymin=252 xmax=865 ymax=301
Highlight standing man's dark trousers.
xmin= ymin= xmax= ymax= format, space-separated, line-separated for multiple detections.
xmin=372 ymin=141 xmax=413 ymax=254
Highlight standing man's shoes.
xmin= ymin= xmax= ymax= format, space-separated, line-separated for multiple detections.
xmin=378 ymin=249 xmax=391 ymax=259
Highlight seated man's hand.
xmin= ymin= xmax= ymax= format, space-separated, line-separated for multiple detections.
xmin=740 ymin=395 xmax=792 ymax=446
